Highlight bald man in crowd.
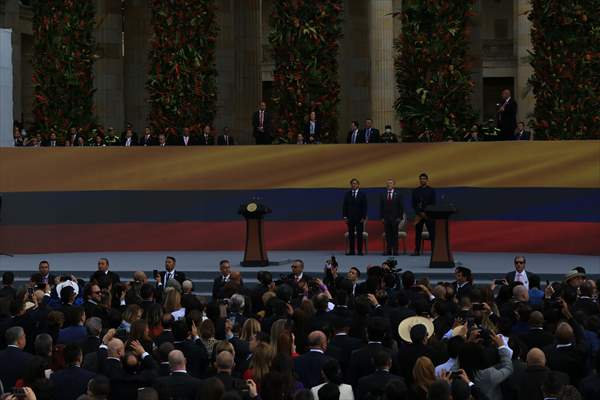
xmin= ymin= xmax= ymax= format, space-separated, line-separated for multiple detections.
xmin=99 ymin=331 xmax=158 ymax=400
xmin=543 ymin=319 xmax=588 ymax=386
xmin=509 ymin=348 xmax=570 ymax=400
xmin=294 ymin=331 xmax=331 ymax=388
xmin=154 ymin=350 xmax=202 ymax=400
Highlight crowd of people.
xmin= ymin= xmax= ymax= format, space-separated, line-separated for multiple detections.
xmin=0 ymin=254 xmax=598 ymax=400
xmin=11 ymin=89 xmax=534 ymax=147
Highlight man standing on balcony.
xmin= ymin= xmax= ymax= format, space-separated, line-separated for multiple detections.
xmin=497 ymin=89 xmax=518 ymax=141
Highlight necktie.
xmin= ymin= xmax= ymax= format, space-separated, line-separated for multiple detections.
xmin=366 ymin=129 xmax=370 ymax=143
xmin=259 ymin=111 xmax=264 ymax=127
xmin=388 ymin=190 xmax=392 ymax=201
xmin=352 ymin=131 xmax=357 ymax=144
xmin=225 ymin=135 xmax=229 ymax=145
xmin=353 ymin=190 xmax=357 ymax=198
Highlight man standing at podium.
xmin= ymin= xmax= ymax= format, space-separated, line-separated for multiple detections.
xmin=412 ymin=173 xmax=436 ymax=256
xmin=380 ymin=179 xmax=404 ymax=255
xmin=343 ymin=178 xmax=368 ymax=255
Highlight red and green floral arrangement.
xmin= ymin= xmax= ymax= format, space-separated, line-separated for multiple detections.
xmin=394 ymin=0 xmax=476 ymax=141
xmin=269 ymin=0 xmax=343 ymax=143
xmin=32 ymin=0 xmax=97 ymax=135
xmin=147 ymin=0 xmax=218 ymax=132
xmin=528 ymin=0 xmax=600 ymax=139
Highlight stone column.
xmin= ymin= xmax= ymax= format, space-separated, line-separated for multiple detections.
xmin=368 ymin=0 xmax=398 ymax=135
xmin=232 ymin=0 xmax=262 ymax=144
xmin=94 ymin=0 xmax=124 ymax=130
xmin=123 ymin=0 xmax=151 ymax=133
xmin=514 ymin=0 xmax=534 ymax=123
xmin=469 ymin=0 xmax=483 ymax=122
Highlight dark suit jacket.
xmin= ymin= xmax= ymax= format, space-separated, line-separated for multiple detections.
xmin=579 ymin=373 xmax=600 ymax=400
xmin=154 ymin=371 xmax=202 ymax=400
xmin=293 ymin=350 xmax=331 ymax=389
xmin=329 ymin=333 xmax=363 ymax=377
xmin=572 ymin=297 xmax=599 ymax=316
xmin=348 ymin=343 xmax=395 ymax=386
xmin=0 ymin=346 xmax=33 ymax=388
xmin=304 ymin=121 xmax=321 ymax=142
xmin=514 ymin=129 xmax=531 ymax=140
xmin=197 ymin=134 xmax=214 ymax=146
xmin=89 ymin=270 xmax=121 ymax=289
xmin=357 ymin=370 xmax=404 ymax=400
xmin=519 ymin=328 xmax=555 ymax=351
xmin=511 ymin=365 xmax=569 ymax=400
xmin=347 ymin=129 xmax=361 ymax=144
xmin=252 ymin=110 xmax=272 ymax=144
xmin=42 ymin=140 xmax=60 ymax=147
xmin=380 ymin=190 xmax=404 ymax=221
xmin=543 ymin=341 xmax=588 ymax=386
xmin=121 ymin=135 xmax=138 ymax=146
xmin=361 ymin=127 xmax=380 ymax=143
xmin=159 ymin=270 xmax=187 ymax=286
xmin=98 ymin=348 xmax=158 ymax=400
xmin=50 ymin=365 xmax=96 ymax=400
xmin=343 ymin=190 xmax=368 ymax=222
xmin=212 ymin=275 xmax=229 ymax=300
xmin=497 ymin=98 xmax=518 ymax=137
xmin=139 ymin=135 xmax=155 ymax=146
xmin=504 ymin=270 xmax=539 ymax=286
xmin=217 ymin=134 xmax=235 ymax=145
xmin=178 ymin=135 xmax=198 ymax=146
xmin=396 ymin=343 xmax=433 ymax=385
xmin=453 ymin=281 xmax=473 ymax=301
xmin=174 ymin=339 xmax=209 ymax=379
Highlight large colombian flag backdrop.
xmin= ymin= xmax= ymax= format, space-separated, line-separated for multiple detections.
xmin=0 ymin=142 xmax=599 ymax=255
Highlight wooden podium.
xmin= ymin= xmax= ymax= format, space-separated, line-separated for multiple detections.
xmin=239 ymin=201 xmax=271 ymax=267
xmin=425 ymin=205 xmax=457 ymax=268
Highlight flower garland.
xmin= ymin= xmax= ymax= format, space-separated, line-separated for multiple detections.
xmin=147 ymin=0 xmax=219 ymax=132
xmin=394 ymin=0 xmax=476 ymax=141
xmin=31 ymin=0 xmax=97 ymax=135
xmin=528 ymin=0 xmax=600 ymax=138
xmin=269 ymin=0 xmax=343 ymax=143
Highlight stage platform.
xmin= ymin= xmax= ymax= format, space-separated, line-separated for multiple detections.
xmin=2 ymin=251 xmax=598 ymax=297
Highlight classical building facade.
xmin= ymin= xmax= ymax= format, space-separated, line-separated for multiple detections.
xmin=1 ymin=0 xmax=534 ymax=143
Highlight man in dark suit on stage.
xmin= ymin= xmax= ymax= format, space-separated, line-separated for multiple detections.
xmin=362 ymin=118 xmax=380 ymax=144
xmin=198 ymin=125 xmax=214 ymax=146
xmin=504 ymin=256 xmax=538 ymax=289
xmin=139 ymin=127 xmax=155 ymax=146
xmin=347 ymin=120 xmax=361 ymax=144
xmin=343 ymin=178 xmax=368 ymax=255
xmin=89 ymin=258 xmax=120 ymax=289
xmin=178 ymin=127 xmax=197 ymax=146
xmin=497 ymin=88 xmax=518 ymax=140
xmin=411 ymin=173 xmax=436 ymax=255
xmin=252 ymin=101 xmax=272 ymax=145
xmin=304 ymin=111 xmax=321 ymax=143
xmin=121 ymin=126 xmax=138 ymax=147
xmin=380 ymin=179 xmax=404 ymax=255
xmin=31 ymin=260 xmax=57 ymax=286
xmin=217 ymin=126 xmax=235 ymax=145
xmin=212 ymin=259 xmax=232 ymax=300
xmin=158 ymin=256 xmax=186 ymax=287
